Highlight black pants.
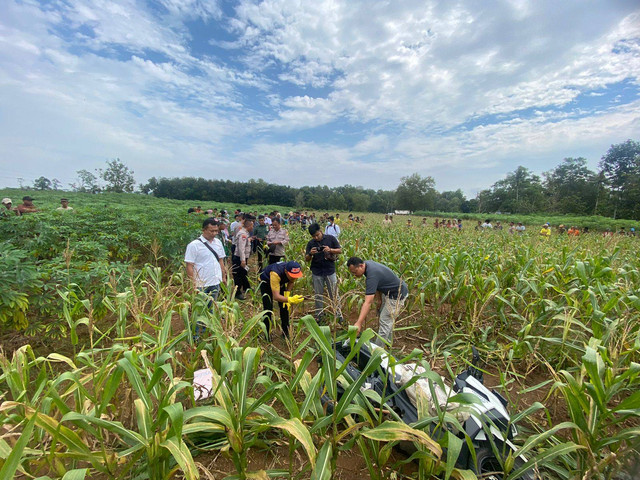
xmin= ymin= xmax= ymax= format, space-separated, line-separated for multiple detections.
xmin=253 ymin=240 xmax=266 ymax=271
xmin=268 ymin=254 xmax=283 ymax=265
xmin=260 ymin=281 xmax=289 ymax=339
xmin=231 ymin=255 xmax=251 ymax=293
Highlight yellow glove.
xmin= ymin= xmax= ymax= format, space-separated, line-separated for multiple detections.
xmin=289 ymin=294 xmax=304 ymax=305
xmin=284 ymin=302 xmax=291 ymax=312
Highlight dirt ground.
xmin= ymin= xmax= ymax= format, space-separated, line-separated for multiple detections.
xmin=4 ymin=271 xmax=635 ymax=480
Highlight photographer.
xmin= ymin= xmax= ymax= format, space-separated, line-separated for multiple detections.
xmin=305 ymin=223 xmax=343 ymax=324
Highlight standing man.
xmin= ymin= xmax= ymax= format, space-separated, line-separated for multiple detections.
xmin=232 ymin=218 xmax=254 ymax=300
xmin=305 ymin=223 xmax=343 ymax=324
xmin=539 ymin=223 xmax=551 ymax=238
xmin=1 ymin=198 xmax=18 ymax=217
xmin=185 ymin=219 xmax=228 ymax=338
xmin=57 ymin=198 xmax=73 ymax=211
xmin=16 ymin=196 xmax=38 ymax=215
xmin=229 ymin=213 xmax=244 ymax=255
xmin=324 ymin=216 xmax=341 ymax=238
xmin=253 ymin=215 xmax=269 ymax=272
xmin=259 ymin=261 xmax=304 ymax=340
xmin=185 ymin=218 xmax=227 ymax=299
xmin=481 ymin=219 xmax=493 ymax=230
xmin=346 ymin=257 xmax=408 ymax=347
xmin=266 ymin=217 xmax=289 ymax=264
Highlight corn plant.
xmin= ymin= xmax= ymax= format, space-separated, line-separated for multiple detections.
xmin=550 ymin=337 xmax=640 ymax=479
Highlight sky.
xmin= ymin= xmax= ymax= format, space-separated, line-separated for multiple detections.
xmin=1 ymin=0 xmax=639 ymax=197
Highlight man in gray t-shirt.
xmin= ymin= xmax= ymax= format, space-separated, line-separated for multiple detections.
xmin=347 ymin=257 xmax=408 ymax=346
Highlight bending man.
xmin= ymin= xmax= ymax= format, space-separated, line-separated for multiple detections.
xmin=347 ymin=257 xmax=408 ymax=347
xmin=259 ymin=261 xmax=303 ymax=340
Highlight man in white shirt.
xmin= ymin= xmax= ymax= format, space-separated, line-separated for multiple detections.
xmin=185 ymin=218 xmax=227 ymax=302
xmin=57 ymin=198 xmax=74 ymax=211
xmin=185 ymin=218 xmax=228 ymax=339
xmin=325 ymin=216 xmax=341 ymax=238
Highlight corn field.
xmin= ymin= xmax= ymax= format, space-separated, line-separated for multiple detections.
xmin=1 ymin=204 xmax=639 ymax=479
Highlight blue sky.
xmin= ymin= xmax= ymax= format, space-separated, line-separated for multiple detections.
xmin=0 ymin=0 xmax=638 ymax=197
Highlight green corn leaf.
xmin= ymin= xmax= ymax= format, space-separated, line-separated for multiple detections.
xmin=0 ymin=412 xmax=36 ymax=480
xmin=362 ymin=421 xmax=442 ymax=459
xmin=61 ymin=469 xmax=89 ymax=480
xmin=117 ymin=356 xmax=152 ymax=412
xmin=270 ymin=418 xmax=317 ymax=464
xmin=333 ymin=348 xmax=384 ymax=420
xmin=582 ymin=345 xmax=606 ymax=409
xmin=445 ymin=431 xmax=463 ymax=480
xmin=164 ymin=402 xmax=185 ymax=439
xmin=62 ymin=411 xmax=147 ymax=448
xmin=134 ymin=398 xmax=152 ymax=440
xmin=613 ymin=390 xmax=640 ymax=412
xmin=505 ymin=442 xmax=584 ymax=480
xmin=311 ymin=440 xmax=333 ymax=480
xmin=160 ymin=436 xmax=199 ymax=480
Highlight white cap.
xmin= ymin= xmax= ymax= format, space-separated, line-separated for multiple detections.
xmin=1 ymin=198 xmax=11 ymax=204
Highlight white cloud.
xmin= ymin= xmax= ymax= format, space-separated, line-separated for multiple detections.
xmin=0 ymin=0 xmax=639 ymax=196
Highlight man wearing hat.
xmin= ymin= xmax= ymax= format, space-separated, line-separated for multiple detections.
xmin=1 ymin=198 xmax=19 ymax=217
xmin=539 ymin=223 xmax=551 ymax=237
xmin=259 ymin=260 xmax=304 ymax=340
xmin=57 ymin=198 xmax=73 ymax=211
xmin=16 ymin=196 xmax=38 ymax=215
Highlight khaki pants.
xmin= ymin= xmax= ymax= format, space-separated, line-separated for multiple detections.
xmin=375 ymin=295 xmax=405 ymax=346
xmin=311 ymin=273 xmax=342 ymax=321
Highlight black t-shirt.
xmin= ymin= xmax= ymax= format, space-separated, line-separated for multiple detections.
xmin=305 ymin=234 xmax=341 ymax=276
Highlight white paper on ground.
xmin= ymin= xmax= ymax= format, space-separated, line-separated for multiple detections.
xmin=193 ymin=368 xmax=214 ymax=401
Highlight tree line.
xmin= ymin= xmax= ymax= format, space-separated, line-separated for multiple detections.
xmin=28 ymin=140 xmax=640 ymax=219
xmin=140 ymin=140 xmax=640 ymax=219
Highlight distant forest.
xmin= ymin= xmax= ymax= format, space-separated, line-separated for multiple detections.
xmin=138 ymin=140 xmax=640 ymax=220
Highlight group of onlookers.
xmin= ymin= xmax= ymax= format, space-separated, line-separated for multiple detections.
xmin=185 ymin=209 xmax=407 ymax=345
xmin=380 ymin=214 xmax=639 ymax=239
xmin=1 ymin=196 xmax=73 ymax=216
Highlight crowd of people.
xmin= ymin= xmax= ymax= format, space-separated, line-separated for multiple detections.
xmin=184 ymin=208 xmax=406 ymax=345
xmin=184 ymin=208 xmax=637 ymax=346
xmin=3 ymin=196 xmax=637 ymax=346
xmin=1 ymin=196 xmax=73 ymax=216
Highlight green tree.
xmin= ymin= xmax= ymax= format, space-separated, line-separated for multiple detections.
xmin=33 ymin=176 xmax=52 ymax=190
xmin=435 ymin=190 xmax=465 ymax=213
xmin=487 ymin=166 xmax=544 ymax=214
xmin=598 ymin=140 xmax=640 ymax=219
xmin=395 ymin=173 xmax=436 ymax=211
xmin=543 ymin=158 xmax=597 ymax=215
xmin=327 ymin=192 xmax=347 ymax=211
xmin=73 ymin=169 xmax=101 ymax=194
xmin=140 ymin=177 xmax=158 ymax=195
xmin=350 ymin=192 xmax=370 ymax=212
xmin=99 ymin=158 xmax=136 ymax=193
